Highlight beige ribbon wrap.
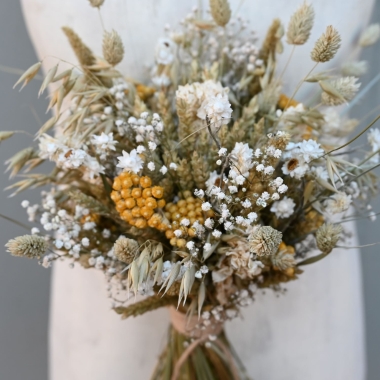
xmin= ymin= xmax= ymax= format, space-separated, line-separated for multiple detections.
xmin=169 ymin=307 xmax=240 ymax=380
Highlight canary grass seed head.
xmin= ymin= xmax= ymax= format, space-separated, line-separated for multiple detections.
xmin=6 ymin=235 xmax=48 ymax=259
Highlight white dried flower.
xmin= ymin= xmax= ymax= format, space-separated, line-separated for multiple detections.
xmin=160 ymin=165 xmax=168 ymax=174
xmin=116 ymin=149 xmax=144 ymax=173
xmin=91 ymin=132 xmax=117 ymax=151
xmin=201 ymin=202 xmax=212 ymax=211
xmin=324 ymin=192 xmax=352 ymax=214
xmin=198 ymin=93 xmax=232 ymax=129
xmin=147 ymin=162 xmax=155 ymax=171
xmin=270 ymin=197 xmax=296 ymax=218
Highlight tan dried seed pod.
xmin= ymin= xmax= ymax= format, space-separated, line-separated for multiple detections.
xmin=209 ymin=0 xmax=231 ymax=27
xmin=102 ymin=30 xmax=125 ymax=66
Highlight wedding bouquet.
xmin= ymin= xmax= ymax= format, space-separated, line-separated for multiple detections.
xmin=3 ymin=0 xmax=380 ymax=378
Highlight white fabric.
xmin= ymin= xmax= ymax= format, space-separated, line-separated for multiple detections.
xmin=20 ymin=1 xmax=371 ymax=379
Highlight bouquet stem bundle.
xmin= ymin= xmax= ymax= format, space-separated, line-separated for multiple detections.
xmin=151 ymin=308 xmax=248 ymax=380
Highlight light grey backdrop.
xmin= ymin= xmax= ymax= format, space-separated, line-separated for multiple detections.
xmin=0 ymin=1 xmax=379 ymax=379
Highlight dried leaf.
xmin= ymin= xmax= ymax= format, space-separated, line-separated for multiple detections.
xmin=198 ymin=281 xmax=206 ymax=319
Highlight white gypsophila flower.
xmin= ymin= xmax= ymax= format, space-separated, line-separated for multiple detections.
xmin=201 ymin=202 xmax=212 ymax=211
xmin=147 ymin=162 xmax=155 ymax=171
xmin=155 ymin=38 xmax=175 ymax=65
xmin=169 ymin=162 xmax=177 ymax=171
xmin=324 ymin=192 xmax=352 ymax=214
xmin=270 ymin=196 xmax=296 ymax=218
xmin=91 ymin=132 xmax=117 ymax=151
xmin=218 ymin=147 xmax=227 ymax=156
xmin=148 ymin=141 xmax=157 ymax=151
xmin=197 ymin=93 xmax=232 ymax=129
xmin=116 ymin=149 xmax=144 ymax=173
xmin=136 ymin=145 xmax=146 ymax=154
xmin=229 ymin=142 xmax=253 ymax=182
xmin=277 ymin=184 xmax=288 ymax=194
xmin=160 ymin=165 xmax=168 ymax=174
xmin=151 ymin=72 xmax=171 ymax=87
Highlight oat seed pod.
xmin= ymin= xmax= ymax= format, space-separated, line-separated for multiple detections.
xmin=113 ymin=236 xmax=139 ymax=264
xmin=311 ymin=25 xmax=341 ymax=63
xmin=286 ymin=2 xmax=315 ymax=45
xmin=316 ymin=223 xmax=342 ymax=254
xmin=88 ymin=0 xmax=104 ymax=7
xmin=209 ymin=0 xmax=231 ymax=27
xmin=6 ymin=235 xmax=48 ymax=259
xmin=102 ymin=30 xmax=125 ymax=66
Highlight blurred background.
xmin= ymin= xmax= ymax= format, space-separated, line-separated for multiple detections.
xmin=0 ymin=1 xmax=379 ymax=379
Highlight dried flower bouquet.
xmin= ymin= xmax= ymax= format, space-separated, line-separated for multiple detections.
xmin=3 ymin=0 xmax=380 ymax=378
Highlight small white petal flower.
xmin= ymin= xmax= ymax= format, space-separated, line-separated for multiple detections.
xmin=218 ymin=147 xmax=227 ymax=156
xmin=147 ymin=161 xmax=155 ymax=171
xmin=81 ymin=237 xmax=90 ymax=247
xmin=21 ymin=200 xmax=30 ymax=208
xmin=148 ymin=141 xmax=157 ymax=151
xmin=212 ymin=230 xmax=222 ymax=238
xmin=201 ymin=202 xmax=212 ymax=211
xmin=256 ymin=164 xmax=264 ymax=172
xmin=174 ymin=229 xmax=182 ymax=237
xmin=241 ymin=199 xmax=252 ymax=208
xmin=278 ymin=184 xmax=288 ymax=194
xmin=136 ymin=145 xmax=146 ymax=154
xmin=116 ymin=149 xmax=143 ymax=173
xmin=247 ymin=212 xmax=258 ymax=222
xmin=160 ymin=165 xmax=168 ymax=174
xmin=169 ymin=162 xmax=177 ymax=171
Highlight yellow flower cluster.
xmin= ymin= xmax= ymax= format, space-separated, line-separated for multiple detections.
xmin=111 ymin=172 xmax=166 ymax=229
xmin=163 ymin=190 xmax=214 ymax=248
